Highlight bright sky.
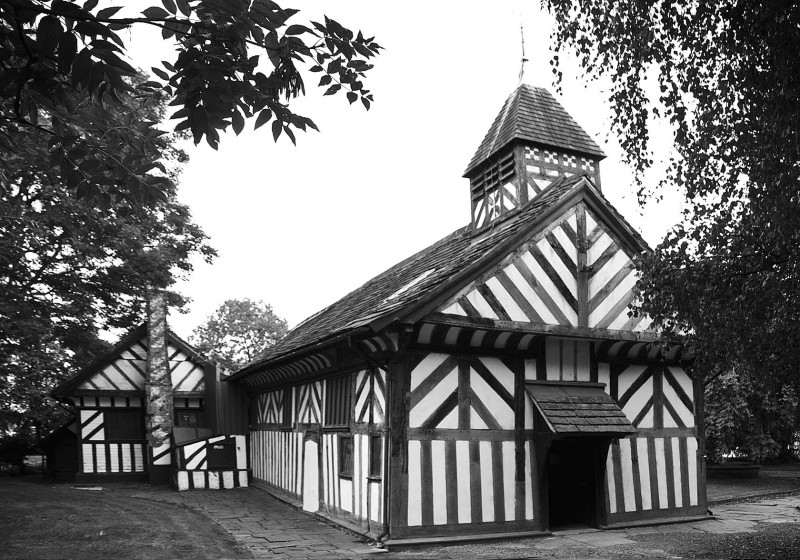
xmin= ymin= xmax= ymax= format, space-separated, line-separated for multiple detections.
xmin=130 ymin=1 xmax=682 ymax=340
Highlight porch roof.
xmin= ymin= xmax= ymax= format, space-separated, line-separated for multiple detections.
xmin=526 ymin=381 xmax=636 ymax=436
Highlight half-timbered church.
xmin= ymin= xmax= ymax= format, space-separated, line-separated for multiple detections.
xmin=229 ymin=83 xmax=707 ymax=546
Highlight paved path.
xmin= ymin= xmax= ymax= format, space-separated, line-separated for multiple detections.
xmin=134 ymin=486 xmax=800 ymax=559
xmin=133 ymin=488 xmax=377 ymax=559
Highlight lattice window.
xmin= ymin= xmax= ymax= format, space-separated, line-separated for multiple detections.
xmin=368 ymin=435 xmax=382 ymax=478
xmin=339 ymin=435 xmax=353 ymax=477
xmin=324 ymin=375 xmax=351 ymax=427
xmin=175 ymin=408 xmax=206 ymax=428
xmin=280 ymin=389 xmax=293 ymax=428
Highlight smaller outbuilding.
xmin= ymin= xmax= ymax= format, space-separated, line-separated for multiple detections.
xmin=52 ymin=300 xmax=249 ymax=488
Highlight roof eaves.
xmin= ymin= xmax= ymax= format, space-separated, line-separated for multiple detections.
xmin=226 ymin=324 xmax=373 ymax=383
xmin=167 ymin=329 xmax=213 ymax=367
xmin=580 ymin=182 xmax=651 ymax=255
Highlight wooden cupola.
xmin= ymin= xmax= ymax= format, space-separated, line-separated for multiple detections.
xmin=464 ymin=85 xmax=606 ymax=231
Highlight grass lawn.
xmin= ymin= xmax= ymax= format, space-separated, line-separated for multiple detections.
xmin=0 ymin=477 xmax=248 ymax=560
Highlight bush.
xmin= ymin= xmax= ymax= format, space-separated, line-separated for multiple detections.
xmin=0 ymin=435 xmax=34 ymax=474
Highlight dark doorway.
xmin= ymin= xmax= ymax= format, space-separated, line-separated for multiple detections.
xmin=547 ymin=438 xmax=597 ymax=528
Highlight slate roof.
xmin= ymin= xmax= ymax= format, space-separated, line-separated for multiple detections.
xmin=232 ymin=174 xmax=592 ymax=379
xmin=526 ymin=382 xmax=637 ymax=435
xmin=464 ymin=85 xmax=606 ymax=177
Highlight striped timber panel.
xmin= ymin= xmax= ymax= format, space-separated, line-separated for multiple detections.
xmin=439 ymin=209 xmax=579 ymax=326
xmin=255 ymin=390 xmax=286 ymax=424
xmin=168 ymin=344 xmax=205 ymax=392
xmin=605 ymin=436 xmax=700 ymax=517
xmin=250 ymin=430 xmax=303 ymax=498
xmin=409 ymin=353 xmax=515 ymax=430
xmin=599 ymin=364 xmax=695 ymax=429
xmin=543 ymin=338 xmax=592 ymax=381
xmin=175 ymin=435 xmax=247 ymax=470
xmin=473 ymin=182 xmax=518 ymax=229
xmin=297 ymin=382 xmax=322 ymax=424
xmin=321 ymin=433 xmax=385 ymax=524
xmin=354 ymin=369 xmax=386 ymax=425
xmin=599 ymin=363 xmax=703 ymax=520
xmin=79 ymin=409 xmax=146 ymax=474
xmin=81 ymin=442 xmax=146 ymax=474
xmin=175 ymin=469 xmax=248 ymax=491
xmin=404 ymin=352 xmax=535 ymax=532
xmin=152 ymin=441 xmax=171 ymax=466
xmin=586 ymin=209 xmax=650 ymax=331
xmin=524 ymin=146 xmax=599 ymax=198
xmin=406 ymin=438 xmax=536 ymax=527
xmin=78 ymin=337 xmax=204 ymax=393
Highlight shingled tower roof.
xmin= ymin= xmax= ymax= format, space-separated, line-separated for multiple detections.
xmin=464 ymin=85 xmax=605 ymax=177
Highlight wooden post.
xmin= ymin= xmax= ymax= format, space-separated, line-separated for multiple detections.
xmin=576 ymin=203 xmax=589 ymax=327
xmin=514 ymin=144 xmax=528 ymax=206
xmin=145 ymin=289 xmax=174 ymax=485
xmin=693 ymin=365 xmax=708 ymax=508
xmin=387 ymin=349 xmax=412 ymax=539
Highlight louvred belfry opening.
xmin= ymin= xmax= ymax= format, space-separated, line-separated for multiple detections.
xmin=465 ymin=85 xmax=606 ymax=231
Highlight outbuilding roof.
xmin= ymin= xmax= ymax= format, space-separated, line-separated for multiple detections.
xmin=464 ymin=85 xmax=606 ymax=177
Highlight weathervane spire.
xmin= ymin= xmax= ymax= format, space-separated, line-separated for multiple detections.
xmin=518 ymin=23 xmax=528 ymax=85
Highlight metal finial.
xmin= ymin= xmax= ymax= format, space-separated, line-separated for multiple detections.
xmin=518 ymin=23 xmax=528 ymax=85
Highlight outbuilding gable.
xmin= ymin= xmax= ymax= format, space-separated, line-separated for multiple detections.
xmin=54 ymin=324 xmax=209 ymax=400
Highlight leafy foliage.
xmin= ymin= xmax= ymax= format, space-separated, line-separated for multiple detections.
xmin=190 ymin=298 xmax=287 ymax=371
xmin=545 ymin=1 xmax=800 ymax=452
xmin=0 ymin=83 xmax=215 ymax=441
xmin=0 ymin=0 xmax=381 ymax=202
xmin=704 ymin=367 xmax=798 ymax=463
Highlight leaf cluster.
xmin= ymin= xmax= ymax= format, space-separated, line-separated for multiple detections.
xmin=1 ymin=0 xmax=381 ymax=202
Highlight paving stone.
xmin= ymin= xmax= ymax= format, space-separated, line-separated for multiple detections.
xmin=697 ymin=519 xmax=757 ymax=534
xmin=568 ymin=533 xmax=635 ymax=546
xmin=622 ymin=526 xmax=662 ymax=536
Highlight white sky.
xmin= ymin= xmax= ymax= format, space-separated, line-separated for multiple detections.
xmin=129 ymin=1 xmax=682 ymax=339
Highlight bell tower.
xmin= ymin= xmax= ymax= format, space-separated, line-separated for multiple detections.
xmin=464 ymin=85 xmax=606 ymax=231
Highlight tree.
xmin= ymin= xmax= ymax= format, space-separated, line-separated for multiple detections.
xmin=545 ymin=1 xmax=800 ymax=458
xmin=0 ymin=0 xmax=382 ymax=202
xmin=0 ymin=81 xmax=215 ymax=441
xmin=190 ymin=298 xmax=287 ymax=371
xmin=704 ymin=367 xmax=798 ymax=462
